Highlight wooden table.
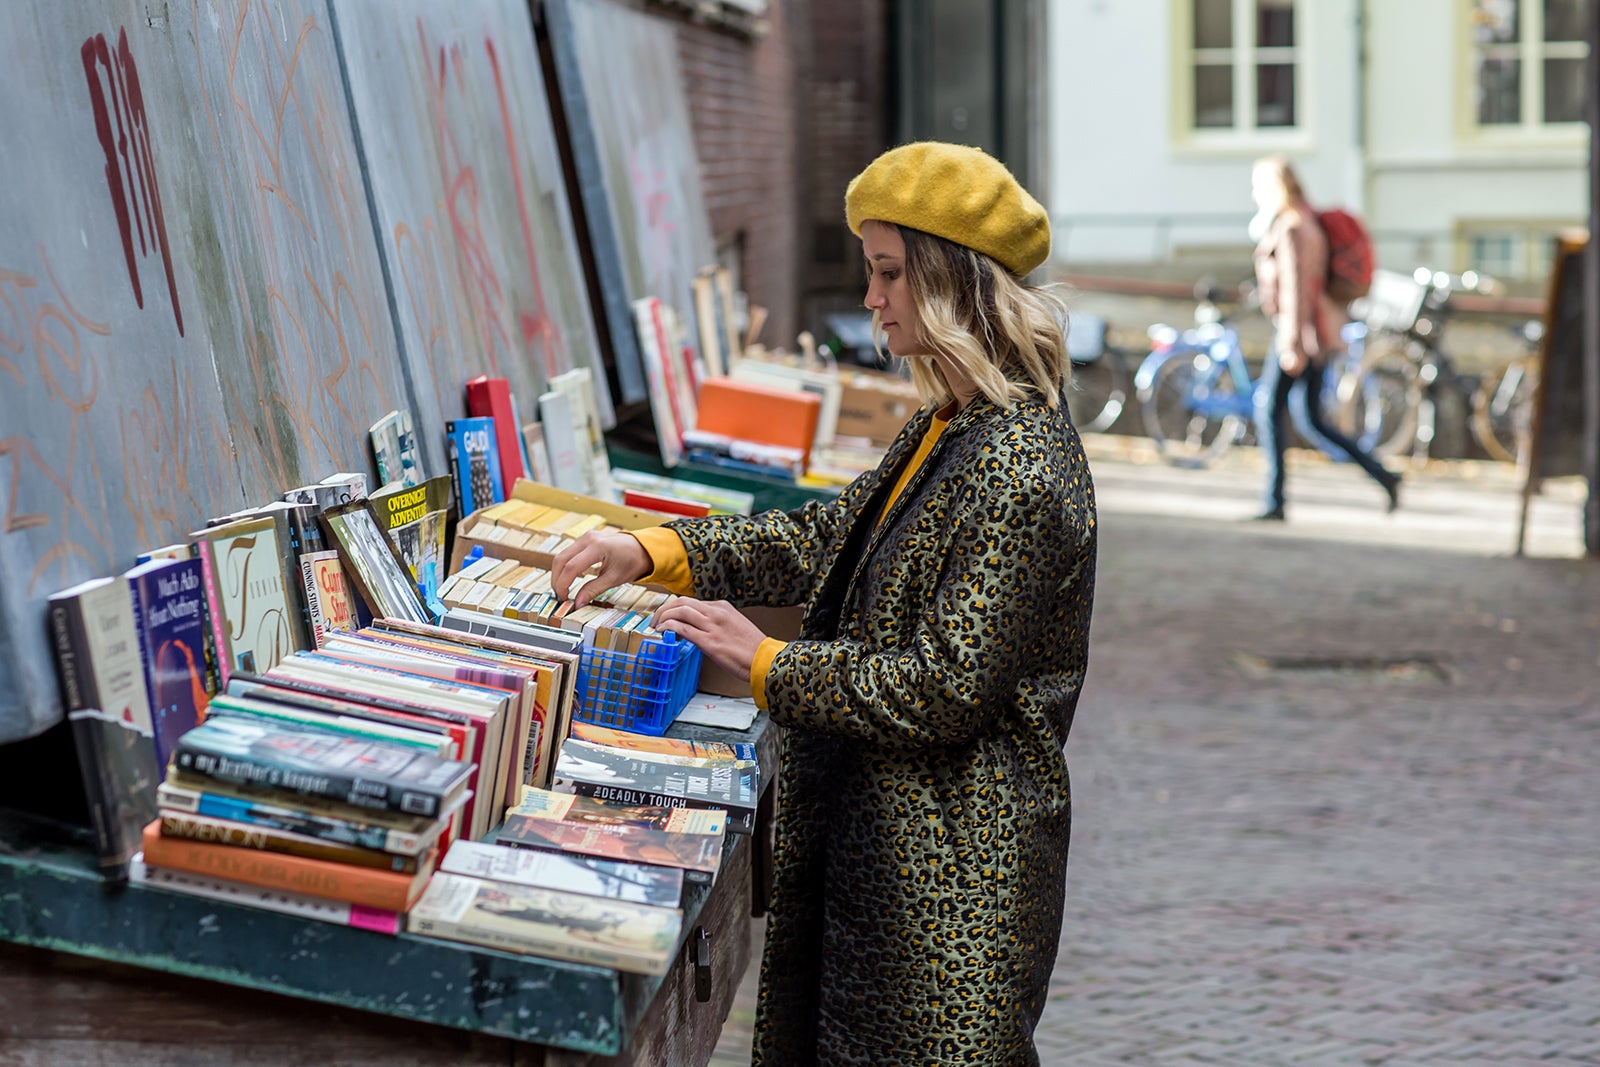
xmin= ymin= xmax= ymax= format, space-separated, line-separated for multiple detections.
xmin=0 ymin=713 xmax=777 ymax=1066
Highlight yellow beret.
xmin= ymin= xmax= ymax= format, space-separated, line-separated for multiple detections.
xmin=845 ymin=142 xmax=1050 ymax=277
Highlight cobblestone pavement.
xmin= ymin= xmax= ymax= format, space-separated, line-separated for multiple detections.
xmin=713 ymin=439 xmax=1600 ymax=1066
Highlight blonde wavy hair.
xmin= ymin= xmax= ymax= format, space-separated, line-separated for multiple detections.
xmin=871 ymin=224 xmax=1071 ymax=410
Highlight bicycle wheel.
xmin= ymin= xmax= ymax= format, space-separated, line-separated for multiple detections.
xmin=1137 ymin=350 xmax=1246 ymax=467
xmin=1470 ymin=355 xmax=1538 ymax=465
xmin=1340 ymin=340 xmax=1421 ymax=459
xmin=1067 ymin=353 xmax=1129 ymax=433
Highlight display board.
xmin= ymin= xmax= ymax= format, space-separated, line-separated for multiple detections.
xmin=329 ymin=0 xmax=610 ymax=441
xmin=0 ymin=1 xmax=411 ymax=742
xmin=1516 ymin=236 xmax=1589 ymax=555
xmin=544 ymin=0 xmax=717 ymax=408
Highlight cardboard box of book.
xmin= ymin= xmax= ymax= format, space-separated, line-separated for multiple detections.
xmin=449 ymin=479 xmax=800 ymax=699
xmin=833 ymin=370 xmax=922 ymax=447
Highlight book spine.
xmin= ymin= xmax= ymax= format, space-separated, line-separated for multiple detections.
xmin=406 ymin=909 xmax=658 ymax=973
xmin=300 ymin=554 xmax=327 ymax=648
xmin=170 ymin=741 xmax=444 ymax=819
xmin=495 ymin=837 xmax=714 ymax=885
xmin=48 ymin=599 xmax=117 ymax=863
xmin=158 ymin=811 xmax=417 ymax=873
xmin=194 ymin=538 xmax=233 ymax=687
xmin=140 ymin=822 xmax=424 ymax=912
xmin=131 ymin=857 xmax=401 ymax=934
xmin=446 ymin=422 xmax=465 ymax=517
xmin=565 ymin=780 xmax=755 ymax=834
xmin=176 ymin=788 xmax=426 ymax=854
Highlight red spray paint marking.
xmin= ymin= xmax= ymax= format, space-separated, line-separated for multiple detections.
xmin=80 ymin=28 xmax=184 ymax=336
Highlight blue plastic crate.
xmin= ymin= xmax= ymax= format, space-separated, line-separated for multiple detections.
xmin=573 ymin=631 xmax=703 ymax=736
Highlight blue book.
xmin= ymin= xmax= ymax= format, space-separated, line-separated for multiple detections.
xmin=124 ymin=557 xmax=214 ymax=774
xmin=445 ymin=416 xmax=505 ymax=517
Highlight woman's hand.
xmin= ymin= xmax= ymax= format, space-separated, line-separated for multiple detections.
xmin=1278 ymin=347 xmax=1309 ymax=377
xmin=652 ymin=598 xmax=767 ymax=682
xmin=551 ymin=531 xmax=652 ymax=608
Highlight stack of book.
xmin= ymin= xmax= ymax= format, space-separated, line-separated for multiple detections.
xmin=137 ymin=714 xmax=474 ymax=931
xmin=551 ymin=724 xmax=760 ymax=836
xmin=440 ymin=557 xmax=672 ymax=656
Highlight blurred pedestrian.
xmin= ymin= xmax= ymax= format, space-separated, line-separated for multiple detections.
xmin=1249 ymin=155 xmax=1399 ymax=520
xmin=553 ymin=142 xmax=1095 ymax=1065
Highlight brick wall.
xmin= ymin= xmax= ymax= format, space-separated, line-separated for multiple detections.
xmin=675 ymin=2 xmax=803 ymax=349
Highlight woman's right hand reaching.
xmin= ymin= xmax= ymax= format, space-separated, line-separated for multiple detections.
xmin=550 ymin=530 xmax=653 ymax=608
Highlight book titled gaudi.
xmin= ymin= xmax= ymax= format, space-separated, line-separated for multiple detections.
xmin=171 ymin=717 xmax=472 ymax=819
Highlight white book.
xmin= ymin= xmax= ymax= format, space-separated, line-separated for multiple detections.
xmin=537 ymin=389 xmax=589 ymax=494
xmin=439 ymin=839 xmax=684 ymax=910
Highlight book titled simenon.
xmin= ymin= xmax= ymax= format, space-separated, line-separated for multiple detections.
xmin=170 ymin=716 xmax=473 ymax=819
xmin=407 ymin=872 xmax=682 ymax=975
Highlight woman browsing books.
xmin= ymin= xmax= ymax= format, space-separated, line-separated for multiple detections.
xmin=553 ymin=142 xmax=1096 ymax=1067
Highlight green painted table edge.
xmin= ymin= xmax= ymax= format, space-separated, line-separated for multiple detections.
xmin=0 ymin=713 xmax=775 ymax=1055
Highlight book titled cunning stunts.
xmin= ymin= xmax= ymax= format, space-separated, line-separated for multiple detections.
xmin=171 ymin=716 xmax=473 ymax=819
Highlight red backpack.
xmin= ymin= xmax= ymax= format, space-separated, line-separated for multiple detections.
xmin=1317 ymin=208 xmax=1374 ymax=305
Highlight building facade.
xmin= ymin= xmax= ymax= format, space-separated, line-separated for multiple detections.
xmin=1049 ymin=0 xmax=1591 ymax=282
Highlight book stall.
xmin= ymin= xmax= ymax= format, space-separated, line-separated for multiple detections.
xmin=0 ymin=0 xmax=920 ymax=1061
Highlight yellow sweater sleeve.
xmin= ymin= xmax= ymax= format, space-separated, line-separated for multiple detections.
xmin=750 ymin=637 xmax=787 ymax=712
xmin=629 ymin=527 xmax=695 ymax=596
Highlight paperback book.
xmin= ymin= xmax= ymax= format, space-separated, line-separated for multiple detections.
xmin=189 ymin=515 xmax=298 ymax=685
xmin=496 ymin=810 xmax=722 ymax=884
xmin=170 ymin=716 xmax=473 ymax=819
xmin=446 ymin=416 xmax=505 ymax=517
xmin=553 ymin=738 xmax=758 ymax=835
xmin=124 ymin=556 xmax=215 ymax=771
xmin=407 ymin=872 xmax=682 ymax=975
xmin=130 ymin=854 xmax=402 ymax=934
xmin=511 ymin=785 xmax=728 ymax=836
xmin=440 ymin=839 xmax=684 ymax=910
xmin=157 ymin=810 xmax=421 ymax=873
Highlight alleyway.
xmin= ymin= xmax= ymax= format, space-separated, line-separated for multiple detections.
xmin=713 ymin=438 xmax=1600 ymax=1066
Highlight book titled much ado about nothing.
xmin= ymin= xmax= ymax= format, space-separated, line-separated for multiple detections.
xmin=170 ymin=716 xmax=472 ymax=819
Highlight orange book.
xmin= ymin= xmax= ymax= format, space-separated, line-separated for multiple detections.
xmin=692 ymin=379 xmax=822 ymax=469
xmin=140 ymin=820 xmax=437 ymax=913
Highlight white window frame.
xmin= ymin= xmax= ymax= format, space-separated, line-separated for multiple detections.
xmin=1456 ymin=219 xmax=1582 ymax=280
xmin=1459 ymin=0 xmax=1590 ymax=145
xmin=1173 ymin=0 xmax=1311 ymax=152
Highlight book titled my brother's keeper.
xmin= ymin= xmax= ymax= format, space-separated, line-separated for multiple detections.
xmin=171 ymin=716 xmax=472 ymax=819
xmin=552 ymin=738 xmax=758 ymax=835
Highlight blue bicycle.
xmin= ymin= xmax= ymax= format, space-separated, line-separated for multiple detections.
xmin=1134 ymin=285 xmax=1384 ymax=468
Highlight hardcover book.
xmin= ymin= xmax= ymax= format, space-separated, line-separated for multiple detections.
xmin=511 ymin=785 xmax=728 ymax=836
xmin=140 ymin=820 xmax=437 ymax=912
xmin=496 ymin=810 xmax=722 ymax=884
xmin=170 ymin=716 xmax=473 ymax=819
xmin=299 ymin=549 xmax=358 ymax=648
xmin=369 ymin=408 xmax=421 ymax=488
xmin=440 ymin=839 xmax=684 ymax=910
xmin=47 ymin=577 xmax=163 ymax=877
xmin=124 ymin=556 xmax=215 ymax=773
xmin=407 ymin=872 xmax=682 ymax=975
xmin=446 ymin=416 xmax=505 ymax=518
xmin=465 ymin=376 xmax=531 ymax=488
xmin=189 ymin=515 xmax=297 ymax=686
xmin=553 ymin=738 xmax=758 ymax=834
xmin=130 ymin=855 xmax=401 ymax=934
xmin=157 ymin=810 xmax=420 ymax=872
xmin=369 ymin=475 xmax=452 ymax=584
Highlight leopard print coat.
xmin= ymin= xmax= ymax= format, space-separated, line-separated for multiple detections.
xmin=668 ymin=393 xmax=1096 ymax=1066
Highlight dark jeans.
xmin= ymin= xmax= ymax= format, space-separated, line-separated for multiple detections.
xmin=1255 ymin=355 xmax=1397 ymax=513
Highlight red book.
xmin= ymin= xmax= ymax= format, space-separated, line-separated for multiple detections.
xmin=465 ymin=376 xmax=529 ymax=488
xmin=622 ymin=490 xmax=711 ymax=518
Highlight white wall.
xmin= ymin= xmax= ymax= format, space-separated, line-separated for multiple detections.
xmin=1047 ymin=0 xmax=1362 ymax=264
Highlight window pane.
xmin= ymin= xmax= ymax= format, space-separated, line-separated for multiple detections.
xmin=1194 ymin=0 xmax=1232 ymax=49
xmin=1256 ymin=63 xmax=1296 ymax=126
xmin=1470 ymin=234 xmax=1518 ymax=278
xmin=1476 ymin=57 xmax=1522 ymax=123
xmin=1543 ymin=0 xmax=1589 ymax=41
xmin=1471 ymin=0 xmax=1521 ymax=44
xmin=1194 ymin=64 xmax=1235 ymax=127
xmin=1544 ymin=57 xmax=1587 ymax=121
xmin=1257 ymin=0 xmax=1295 ymax=47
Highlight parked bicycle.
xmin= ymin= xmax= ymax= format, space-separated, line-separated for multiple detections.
xmin=1344 ymin=267 xmax=1529 ymax=463
xmin=1066 ymin=313 xmax=1132 ymax=434
xmin=1134 ymin=283 xmax=1384 ymax=468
